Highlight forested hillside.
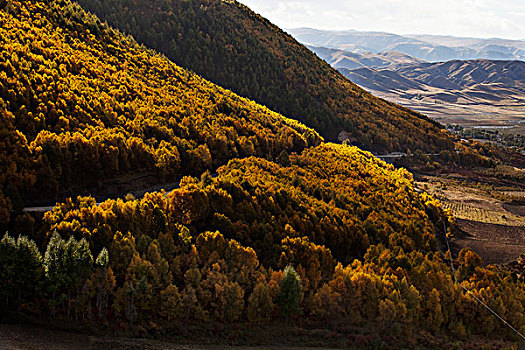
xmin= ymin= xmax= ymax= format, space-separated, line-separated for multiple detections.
xmin=42 ymin=144 xmax=442 ymax=267
xmin=4 ymin=144 xmax=525 ymax=347
xmin=74 ymin=0 xmax=455 ymax=154
xmin=2 ymin=0 xmax=525 ymax=348
xmin=0 ymin=0 xmax=320 ymax=219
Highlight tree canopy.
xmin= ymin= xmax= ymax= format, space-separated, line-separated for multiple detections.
xmin=75 ymin=0 xmax=455 ymax=154
xmin=0 ymin=0 xmax=320 ymax=214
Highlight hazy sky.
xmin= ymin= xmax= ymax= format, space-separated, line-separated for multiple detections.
xmin=237 ymin=0 xmax=525 ymax=40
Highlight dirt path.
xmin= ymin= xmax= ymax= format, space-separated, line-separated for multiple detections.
xmin=0 ymin=324 xmax=339 ymax=350
xmin=0 ymin=324 xmax=91 ymax=350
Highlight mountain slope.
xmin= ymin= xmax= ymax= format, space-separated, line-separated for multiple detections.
xmin=44 ymin=143 xmax=441 ymax=267
xmin=0 ymin=0 xmax=321 ymax=212
xmin=33 ymin=142 xmax=525 ymax=345
xmin=73 ymin=0 xmax=454 ymax=154
xmin=308 ymin=45 xmax=425 ymax=70
xmin=395 ymin=60 xmax=525 ymax=91
xmin=10 ymin=142 xmax=525 ymax=347
xmin=290 ymin=28 xmax=525 ymax=62
xmin=340 ymin=67 xmax=424 ymax=93
xmin=341 ymin=60 xmax=525 ymax=105
xmin=2 ymin=1 xmax=525 ymax=346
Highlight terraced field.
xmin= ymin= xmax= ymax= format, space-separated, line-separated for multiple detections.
xmin=441 ymin=202 xmax=525 ymax=226
xmin=503 ymin=191 xmax=525 ymax=200
xmin=417 ymin=177 xmax=525 ymax=265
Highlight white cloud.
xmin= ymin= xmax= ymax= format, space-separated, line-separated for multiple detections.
xmin=238 ymin=0 xmax=525 ymax=39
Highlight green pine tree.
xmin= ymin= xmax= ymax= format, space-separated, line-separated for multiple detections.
xmin=278 ymin=266 xmax=302 ymax=319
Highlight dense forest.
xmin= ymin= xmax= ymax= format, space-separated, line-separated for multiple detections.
xmin=74 ymin=0 xmax=455 ymax=154
xmin=0 ymin=0 xmax=320 ymax=217
xmin=2 ymin=0 xmax=525 ymax=348
xmin=4 ymin=144 xmax=525 ymax=347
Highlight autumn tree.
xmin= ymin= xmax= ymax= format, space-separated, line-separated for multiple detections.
xmin=247 ymin=281 xmax=274 ymax=323
xmin=160 ymin=284 xmax=182 ymax=322
xmin=44 ymin=231 xmax=68 ymax=317
xmin=11 ymin=235 xmax=43 ymax=308
xmin=94 ymin=248 xmax=115 ymax=319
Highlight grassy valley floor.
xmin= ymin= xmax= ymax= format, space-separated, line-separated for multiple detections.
xmin=361 ymin=87 xmax=525 ymax=133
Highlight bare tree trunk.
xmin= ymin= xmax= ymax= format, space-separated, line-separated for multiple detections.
xmin=67 ymin=290 xmax=71 ymax=320
xmin=75 ymin=287 xmax=79 ymax=321
xmin=51 ymin=291 xmax=56 ymax=318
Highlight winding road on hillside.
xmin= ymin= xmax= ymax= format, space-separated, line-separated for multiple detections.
xmin=21 ymin=151 xmax=443 ymax=214
xmin=21 ymin=153 xmax=442 ymax=213
xmin=22 ymin=173 xmax=220 ymax=213
xmin=22 ymin=181 xmax=182 ymax=213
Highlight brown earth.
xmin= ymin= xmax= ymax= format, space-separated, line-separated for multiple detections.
xmin=504 ymin=203 xmax=525 ymax=217
xmin=0 ymin=323 xmax=341 ymax=350
xmin=417 ymin=175 xmax=525 ymax=265
xmin=363 ymin=89 xmax=525 ymax=132
xmin=0 ymin=322 xmax=520 ymax=350
xmin=451 ymin=219 xmax=525 ymax=265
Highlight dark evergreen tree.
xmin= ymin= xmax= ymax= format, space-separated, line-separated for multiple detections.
xmin=278 ymin=266 xmax=302 ymax=319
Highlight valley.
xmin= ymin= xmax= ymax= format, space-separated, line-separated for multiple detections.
xmin=338 ymin=60 xmax=525 ymax=132
xmin=1 ymin=0 xmax=525 ymax=348
xmin=373 ymin=92 xmax=525 ymax=137
xmin=341 ymin=59 xmax=525 ymax=131
xmin=294 ymin=30 xmax=525 ymax=136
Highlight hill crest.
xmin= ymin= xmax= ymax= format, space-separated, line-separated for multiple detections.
xmin=74 ymin=0 xmax=455 ymax=154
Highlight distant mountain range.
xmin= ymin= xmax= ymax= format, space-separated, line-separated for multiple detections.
xmin=295 ymin=29 xmax=525 ymax=126
xmin=289 ymin=28 xmax=525 ymax=62
xmin=307 ymin=45 xmax=425 ymax=70
xmin=308 ymin=43 xmax=525 ymax=105
xmin=341 ymin=59 xmax=525 ymax=104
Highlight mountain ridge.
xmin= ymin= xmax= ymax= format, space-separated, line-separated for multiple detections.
xmin=306 ymin=42 xmax=525 ymax=122
xmin=289 ymin=28 xmax=525 ymax=62
xmin=341 ymin=59 xmax=525 ymax=105
xmin=73 ymin=0 xmax=454 ymax=154
xmin=307 ymin=45 xmax=425 ymax=70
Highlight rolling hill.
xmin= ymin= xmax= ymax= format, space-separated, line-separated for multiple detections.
xmin=0 ymin=0 xmax=321 ymax=211
xmin=307 ymin=45 xmax=425 ymax=70
xmin=73 ymin=0 xmax=454 ymax=154
xmin=342 ymin=60 xmax=525 ymax=98
xmin=307 ymin=43 xmax=525 ymax=126
xmin=340 ymin=60 xmax=525 ymax=121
